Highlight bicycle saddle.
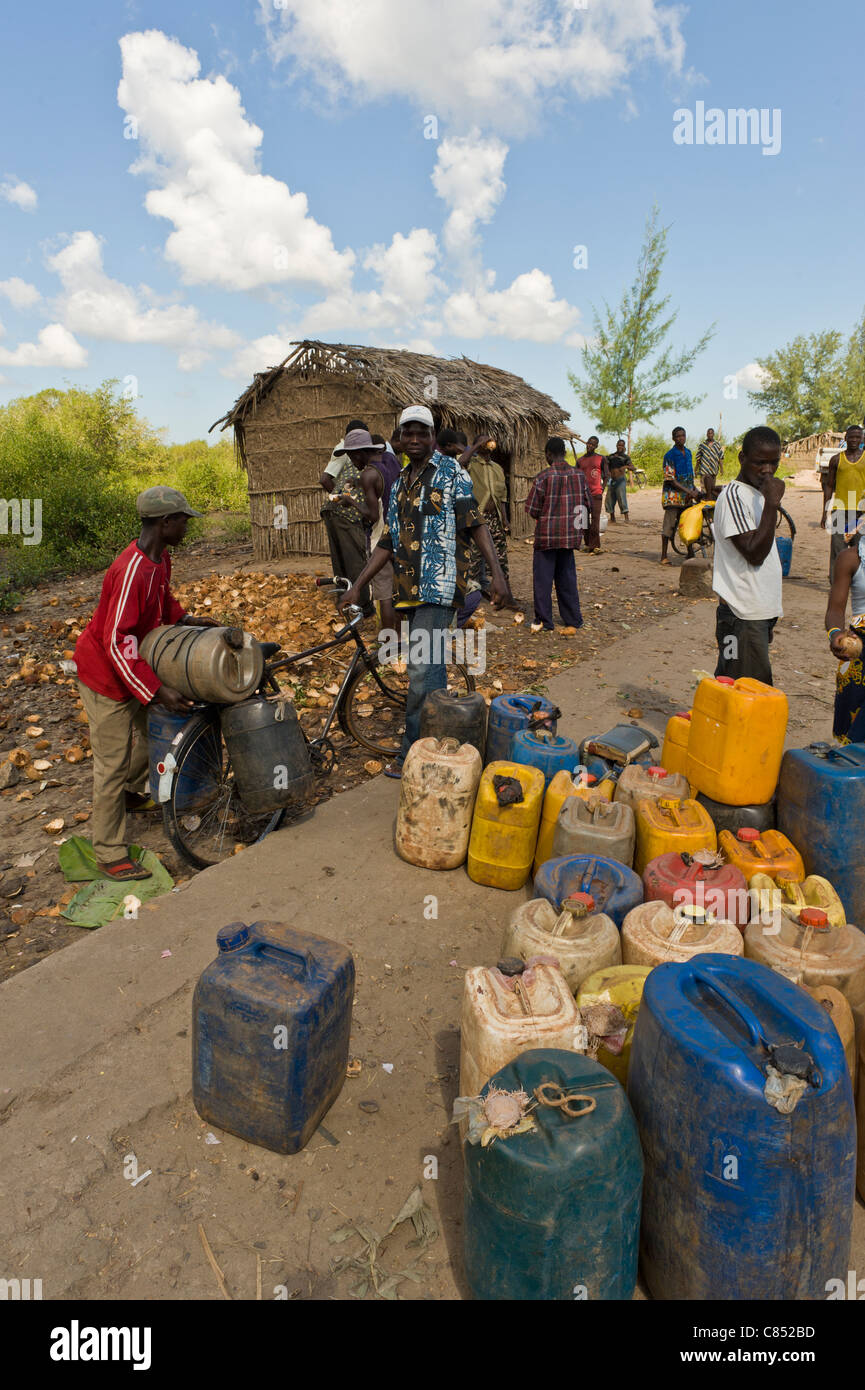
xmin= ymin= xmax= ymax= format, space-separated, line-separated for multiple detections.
xmin=258 ymin=641 xmax=281 ymax=659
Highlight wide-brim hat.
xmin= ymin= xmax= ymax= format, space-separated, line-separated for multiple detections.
xmin=334 ymin=429 xmax=385 ymax=455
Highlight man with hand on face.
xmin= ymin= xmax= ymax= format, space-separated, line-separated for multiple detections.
xmin=338 ymin=405 xmax=509 ymax=778
xmin=711 ymin=426 xmax=784 ymax=685
xmin=74 ymin=487 xmax=219 ymax=881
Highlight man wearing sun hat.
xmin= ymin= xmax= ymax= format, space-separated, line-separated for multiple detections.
xmin=74 ymin=486 xmax=218 ymax=882
xmin=338 ymin=405 xmax=510 ymax=776
xmin=318 ymin=427 xmax=384 ymax=611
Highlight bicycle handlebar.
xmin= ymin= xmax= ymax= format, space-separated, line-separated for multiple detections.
xmin=316 ymin=576 xmax=350 ymax=590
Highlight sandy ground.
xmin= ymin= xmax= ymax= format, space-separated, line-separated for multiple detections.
xmin=0 ymin=471 xmax=861 ymax=1302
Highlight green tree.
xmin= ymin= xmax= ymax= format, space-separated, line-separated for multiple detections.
xmin=569 ymin=206 xmax=715 ymax=448
xmin=746 ymin=330 xmax=844 ymax=438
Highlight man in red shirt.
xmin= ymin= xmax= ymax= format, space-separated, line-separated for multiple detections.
xmin=75 ymin=486 xmax=216 ymax=881
xmin=577 ymin=435 xmax=607 ymax=553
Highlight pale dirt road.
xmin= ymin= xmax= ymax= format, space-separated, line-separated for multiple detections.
xmin=1 ymin=469 xmax=859 ymax=1302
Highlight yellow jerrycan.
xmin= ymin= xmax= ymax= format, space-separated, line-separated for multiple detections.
xmin=501 ymin=892 xmax=621 ymax=994
xmin=459 ymin=960 xmax=578 ymax=1097
xmin=686 ymin=675 xmax=788 ymax=806
xmin=576 ymin=964 xmax=652 ymax=1085
xmin=633 ymin=796 xmax=717 ymax=876
xmin=467 ymin=761 xmax=545 ymax=890
xmin=660 ymin=711 xmax=692 ymax=779
xmin=858 ymin=1028 xmax=865 ymax=1202
xmin=773 ymin=871 xmax=846 ymax=927
xmin=719 ymin=827 xmax=805 ymax=885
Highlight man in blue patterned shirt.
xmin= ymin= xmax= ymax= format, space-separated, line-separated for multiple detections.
xmin=340 ymin=405 xmax=509 ymax=776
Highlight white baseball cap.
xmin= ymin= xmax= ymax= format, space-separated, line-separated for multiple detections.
xmin=398 ymin=404 xmax=435 ymax=428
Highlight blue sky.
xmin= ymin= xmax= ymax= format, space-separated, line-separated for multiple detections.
xmin=0 ymin=0 xmax=858 ymax=448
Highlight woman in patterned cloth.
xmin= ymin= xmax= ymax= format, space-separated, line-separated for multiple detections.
xmin=826 ymin=521 xmax=865 ymax=742
xmin=457 ymin=432 xmax=512 ymax=593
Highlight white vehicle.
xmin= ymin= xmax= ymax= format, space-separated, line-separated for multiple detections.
xmin=815 ymin=445 xmax=840 ymax=477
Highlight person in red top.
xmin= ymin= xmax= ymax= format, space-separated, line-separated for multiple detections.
xmin=75 ymin=486 xmax=217 ymax=881
xmin=576 ymin=435 xmax=607 ymax=554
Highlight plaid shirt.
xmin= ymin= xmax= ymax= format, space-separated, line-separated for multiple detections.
xmin=525 ymin=461 xmax=589 ymax=550
xmin=378 ymin=450 xmax=481 ymax=607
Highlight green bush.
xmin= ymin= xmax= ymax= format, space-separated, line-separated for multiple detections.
xmin=0 ymin=383 xmax=250 ymax=603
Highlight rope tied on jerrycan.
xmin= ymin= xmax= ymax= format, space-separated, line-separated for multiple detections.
xmin=533 ymin=1078 xmax=616 ymax=1119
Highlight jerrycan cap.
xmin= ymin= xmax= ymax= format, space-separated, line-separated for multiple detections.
xmin=563 ymin=891 xmax=595 ymax=917
xmin=658 ymin=796 xmax=681 ymax=810
xmin=799 ymin=908 xmax=830 ymax=932
xmin=808 ymin=741 xmax=832 ymax=758
xmin=737 ymin=827 xmax=760 ymax=843
xmin=716 ymin=676 xmax=736 ymax=686
xmin=675 ymin=710 xmax=692 ymax=720
xmin=497 ymin=957 xmax=526 ymax=977
xmin=217 ymin=922 xmax=251 ymax=952
xmin=647 ymin=766 xmax=668 ymax=779
xmin=576 ymin=772 xmax=597 ymax=786
xmin=767 ymin=1041 xmax=816 ymax=1082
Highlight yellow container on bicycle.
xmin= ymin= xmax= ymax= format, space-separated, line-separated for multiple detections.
xmin=678 ymin=501 xmax=706 ymax=545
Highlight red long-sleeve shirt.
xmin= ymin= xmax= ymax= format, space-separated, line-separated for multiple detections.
xmin=75 ymin=541 xmax=186 ymax=703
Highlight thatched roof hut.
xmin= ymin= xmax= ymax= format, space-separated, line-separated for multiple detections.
xmin=211 ymin=339 xmax=570 ymax=559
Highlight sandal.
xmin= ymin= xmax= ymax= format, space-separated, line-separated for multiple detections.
xmin=97 ymin=856 xmax=152 ymax=882
xmin=383 ymin=760 xmax=404 ymax=780
xmin=125 ymin=792 xmax=157 ymax=812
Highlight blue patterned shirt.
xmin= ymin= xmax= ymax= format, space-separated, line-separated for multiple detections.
xmin=377 ymin=451 xmax=482 ymax=608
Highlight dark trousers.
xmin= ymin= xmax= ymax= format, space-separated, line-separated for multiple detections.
xmin=321 ymin=506 xmax=370 ymax=609
xmin=714 ymin=601 xmax=777 ymax=686
xmin=585 ymin=496 xmax=603 ymax=550
xmin=533 ymin=548 xmax=583 ymax=629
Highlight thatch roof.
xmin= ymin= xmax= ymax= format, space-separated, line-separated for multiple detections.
xmin=210 ymin=339 xmax=570 ymax=454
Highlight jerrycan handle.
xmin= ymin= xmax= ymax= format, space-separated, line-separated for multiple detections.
xmin=691 ymin=967 xmax=767 ymax=1048
xmin=254 ymin=941 xmax=314 ymax=979
xmin=579 ymin=859 xmax=598 ymax=893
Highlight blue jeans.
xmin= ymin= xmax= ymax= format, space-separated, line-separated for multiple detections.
xmin=399 ymin=604 xmax=454 ymax=760
xmin=606 ymin=476 xmax=628 ymax=516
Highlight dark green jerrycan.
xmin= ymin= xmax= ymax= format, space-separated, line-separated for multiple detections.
xmin=463 ymin=1049 xmax=643 ymax=1300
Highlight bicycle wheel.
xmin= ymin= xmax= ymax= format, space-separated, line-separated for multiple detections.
xmin=340 ymin=661 xmax=475 ymax=757
xmin=162 ymin=711 xmax=285 ymax=870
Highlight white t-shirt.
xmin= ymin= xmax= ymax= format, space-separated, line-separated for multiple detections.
xmin=323 ymin=440 xmax=346 ymax=480
xmin=712 ymin=480 xmax=783 ymax=620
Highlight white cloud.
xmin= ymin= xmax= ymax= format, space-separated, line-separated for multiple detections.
xmin=0 ymin=277 xmax=42 ymax=309
xmin=222 ymin=331 xmax=298 ymax=380
xmin=117 ymin=30 xmax=355 ymax=294
xmin=45 ymin=230 xmax=238 ymax=367
xmin=431 ymin=135 xmax=508 ymax=276
xmin=443 ymin=269 xmax=582 ymax=344
xmin=260 ymin=0 xmax=686 ymax=136
xmin=1 ymin=178 xmax=37 ymax=212
xmin=0 ymin=323 xmax=87 ymax=368
xmin=736 ymin=362 xmax=770 ymax=391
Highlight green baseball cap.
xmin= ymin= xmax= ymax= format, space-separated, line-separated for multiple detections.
xmin=136 ymin=485 xmax=203 ymax=519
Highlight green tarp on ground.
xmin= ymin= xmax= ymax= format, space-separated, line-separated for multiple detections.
xmin=59 ymin=836 xmax=174 ymax=929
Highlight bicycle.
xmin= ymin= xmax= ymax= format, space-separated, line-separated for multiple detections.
xmin=670 ymin=494 xmax=716 ymax=559
xmin=157 ymin=577 xmax=475 ymax=869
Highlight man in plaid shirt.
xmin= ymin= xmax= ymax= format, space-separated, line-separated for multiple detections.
xmin=525 ymin=436 xmax=588 ymax=630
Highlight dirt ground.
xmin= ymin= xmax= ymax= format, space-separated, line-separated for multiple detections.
xmin=1 ymin=468 xmax=861 ymax=1304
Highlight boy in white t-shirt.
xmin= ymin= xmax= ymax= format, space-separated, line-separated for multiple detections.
xmin=711 ymin=425 xmax=784 ymax=685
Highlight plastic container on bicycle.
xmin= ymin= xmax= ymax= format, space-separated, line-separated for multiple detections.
xmin=147 ymin=706 xmax=201 ymax=807
xmin=139 ymin=624 xmax=264 ymax=703
xmin=220 ymin=697 xmax=313 ymax=814
xmin=192 ymin=921 xmax=354 ymax=1155
xmin=485 ymin=694 xmax=557 ymax=765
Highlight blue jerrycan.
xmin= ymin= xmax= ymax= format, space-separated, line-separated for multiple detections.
xmin=777 ymin=741 xmax=865 ymax=926
xmin=463 ymin=1049 xmax=643 ymax=1300
xmin=485 ymin=693 xmax=557 ymax=764
xmin=193 ymin=921 xmax=354 ymax=1154
xmin=628 ymin=953 xmax=855 ymax=1300
xmin=534 ymin=854 xmax=643 ymax=928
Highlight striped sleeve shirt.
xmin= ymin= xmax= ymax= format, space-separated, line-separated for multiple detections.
xmin=74 ymin=541 xmax=186 ymax=702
